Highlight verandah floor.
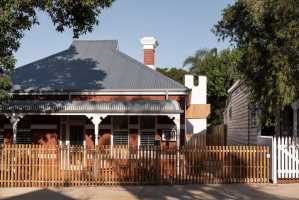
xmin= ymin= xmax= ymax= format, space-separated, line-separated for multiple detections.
xmin=0 ymin=144 xmax=270 ymax=187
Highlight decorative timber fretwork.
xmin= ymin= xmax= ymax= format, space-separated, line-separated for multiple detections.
xmin=4 ymin=113 xmax=25 ymax=144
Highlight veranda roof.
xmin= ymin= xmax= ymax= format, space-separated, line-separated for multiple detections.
xmin=0 ymin=100 xmax=182 ymax=114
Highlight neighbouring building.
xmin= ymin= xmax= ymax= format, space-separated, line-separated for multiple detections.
xmin=224 ymin=80 xmax=298 ymax=145
xmin=0 ymin=37 xmax=210 ymax=149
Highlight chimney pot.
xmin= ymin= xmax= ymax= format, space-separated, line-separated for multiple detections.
xmin=140 ymin=37 xmax=159 ymax=70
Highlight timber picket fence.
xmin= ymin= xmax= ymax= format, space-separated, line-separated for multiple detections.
xmin=207 ymin=125 xmax=227 ymax=146
xmin=0 ymin=144 xmax=270 ymax=187
xmin=272 ymin=136 xmax=299 ymax=183
xmin=186 ymin=124 xmax=227 ymax=147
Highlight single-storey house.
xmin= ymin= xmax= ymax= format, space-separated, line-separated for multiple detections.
xmin=0 ymin=37 xmax=210 ymax=149
xmin=224 ymin=80 xmax=298 ymax=145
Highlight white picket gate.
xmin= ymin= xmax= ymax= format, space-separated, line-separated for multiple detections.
xmin=272 ymin=136 xmax=299 ymax=183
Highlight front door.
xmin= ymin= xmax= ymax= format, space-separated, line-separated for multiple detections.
xmin=69 ymin=125 xmax=84 ymax=145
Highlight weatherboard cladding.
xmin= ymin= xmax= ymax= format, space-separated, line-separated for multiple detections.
xmin=12 ymin=40 xmax=187 ymax=93
xmin=0 ymin=100 xmax=182 ymax=114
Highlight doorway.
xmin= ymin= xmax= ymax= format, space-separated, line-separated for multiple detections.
xmin=69 ymin=125 xmax=84 ymax=145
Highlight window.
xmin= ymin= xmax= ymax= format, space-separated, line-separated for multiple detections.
xmin=113 ymin=131 xmax=128 ymax=145
xmin=17 ymin=130 xmax=32 ymax=144
xmin=129 ymin=116 xmax=138 ymax=124
xmin=70 ymin=125 xmax=84 ymax=145
xmin=140 ymin=131 xmax=155 ymax=146
xmin=162 ymin=129 xmax=176 ymax=141
xmin=113 ymin=116 xmax=128 ymax=130
xmin=113 ymin=116 xmax=129 ymax=145
xmin=140 ymin=116 xmax=156 ymax=146
xmin=140 ymin=116 xmax=155 ymax=129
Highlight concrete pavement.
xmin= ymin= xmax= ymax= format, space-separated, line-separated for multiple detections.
xmin=0 ymin=184 xmax=298 ymax=200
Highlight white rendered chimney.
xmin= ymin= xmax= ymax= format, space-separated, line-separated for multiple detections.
xmin=185 ymin=75 xmax=207 ymax=104
xmin=185 ymin=75 xmax=208 ymax=134
xmin=140 ymin=37 xmax=159 ymax=70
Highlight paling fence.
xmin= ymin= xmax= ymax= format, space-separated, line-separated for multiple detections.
xmin=206 ymin=125 xmax=227 ymax=146
xmin=272 ymin=136 xmax=299 ymax=183
xmin=186 ymin=124 xmax=227 ymax=148
xmin=0 ymin=144 xmax=270 ymax=187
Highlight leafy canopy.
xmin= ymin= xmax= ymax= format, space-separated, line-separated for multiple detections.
xmin=0 ymin=0 xmax=114 ymax=100
xmin=157 ymin=67 xmax=188 ymax=85
xmin=214 ymin=0 xmax=299 ymax=125
xmin=158 ymin=49 xmax=239 ymax=126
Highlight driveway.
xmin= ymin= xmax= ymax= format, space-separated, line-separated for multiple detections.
xmin=0 ymin=184 xmax=298 ymax=200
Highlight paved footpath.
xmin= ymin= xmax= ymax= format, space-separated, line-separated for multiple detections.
xmin=0 ymin=184 xmax=298 ymax=200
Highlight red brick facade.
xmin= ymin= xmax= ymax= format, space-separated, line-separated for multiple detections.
xmin=1 ymin=94 xmax=187 ymax=148
xmin=143 ymin=49 xmax=155 ymax=66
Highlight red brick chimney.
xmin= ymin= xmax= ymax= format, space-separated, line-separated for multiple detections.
xmin=140 ymin=37 xmax=159 ymax=70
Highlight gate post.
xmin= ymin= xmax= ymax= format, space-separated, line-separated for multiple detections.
xmin=272 ymin=136 xmax=277 ymax=184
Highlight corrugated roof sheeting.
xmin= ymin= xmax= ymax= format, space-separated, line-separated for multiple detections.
xmin=12 ymin=40 xmax=187 ymax=93
xmin=0 ymin=100 xmax=182 ymax=114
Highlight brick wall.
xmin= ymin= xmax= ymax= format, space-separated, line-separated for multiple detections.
xmin=143 ymin=49 xmax=155 ymax=65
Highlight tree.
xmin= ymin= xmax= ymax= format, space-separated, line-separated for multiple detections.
xmin=214 ymin=0 xmax=299 ymax=133
xmin=184 ymin=48 xmax=240 ymax=125
xmin=157 ymin=67 xmax=188 ymax=85
xmin=0 ymin=0 xmax=114 ymax=100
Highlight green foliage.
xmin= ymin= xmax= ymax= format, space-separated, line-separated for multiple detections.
xmin=0 ymin=0 xmax=114 ymax=101
xmin=214 ymin=0 xmax=299 ymax=128
xmin=158 ymin=49 xmax=239 ymax=126
xmin=157 ymin=67 xmax=188 ymax=85
xmin=185 ymin=48 xmax=240 ymax=125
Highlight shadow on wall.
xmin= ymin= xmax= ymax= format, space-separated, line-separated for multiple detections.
xmin=12 ymin=46 xmax=107 ymax=92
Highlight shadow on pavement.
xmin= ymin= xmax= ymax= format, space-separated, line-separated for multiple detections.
xmin=121 ymin=184 xmax=297 ymax=200
xmin=0 ymin=184 xmax=297 ymax=200
xmin=0 ymin=189 xmax=76 ymax=200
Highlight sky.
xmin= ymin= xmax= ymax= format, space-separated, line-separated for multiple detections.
xmin=15 ymin=0 xmax=234 ymax=68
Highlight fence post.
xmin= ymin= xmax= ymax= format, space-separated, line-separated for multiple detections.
xmin=272 ymin=136 xmax=277 ymax=184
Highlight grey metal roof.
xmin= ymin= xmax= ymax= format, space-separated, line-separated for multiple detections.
xmin=0 ymin=100 xmax=182 ymax=114
xmin=12 ymin=40 xmax=187 ymax=93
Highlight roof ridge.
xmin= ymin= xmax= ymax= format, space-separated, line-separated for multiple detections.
xmin=72 ymin=39 xmax=118 ymax=42
xmin=71 ymin=40 xmax=119 ymax=51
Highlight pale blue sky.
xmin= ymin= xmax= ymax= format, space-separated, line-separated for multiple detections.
xmin=15 ymin=0 xmax=234 ymax=68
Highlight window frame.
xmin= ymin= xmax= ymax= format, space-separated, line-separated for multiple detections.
xmin=162 ymin=128 xmax=177 ymax=141
xmin=139 ymin=116 xmax=156 ymax=147
xmin=140 ymin=131 xmax=156 ymax=146
xmin=112 ymin=116 xmax=129 ymax=146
